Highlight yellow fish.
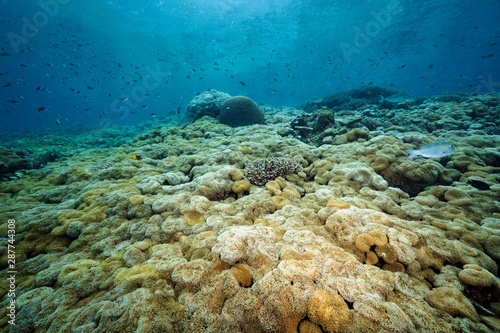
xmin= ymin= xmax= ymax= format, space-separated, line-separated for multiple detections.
xmin=130 ymin=154 xmax=142 ymax=160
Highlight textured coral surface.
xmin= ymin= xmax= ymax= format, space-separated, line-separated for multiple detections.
xmin=1 ymin=94 xmax=500 ymax=333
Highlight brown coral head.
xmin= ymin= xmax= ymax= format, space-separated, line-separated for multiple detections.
xmin=219 ymin=96 xmax=264 ymax=127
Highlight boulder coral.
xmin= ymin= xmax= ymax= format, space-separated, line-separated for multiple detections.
xmin=184 ymin=89 xmax=231 ymax=123
xmin=219 ymin=96 xmax=265 ymax=127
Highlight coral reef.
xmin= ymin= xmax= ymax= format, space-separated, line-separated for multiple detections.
xmin=301 ymin=86 xmax=403 ymax=113
xmin=0 ymin=92 xmax=499 ymax=333
xmin=0 ymin=146 xmax=61 ymax=181
xmin=290 ymin=108 xmax=337 ymax=145
xmin=293 ymin=90 xmax=500 ymax=148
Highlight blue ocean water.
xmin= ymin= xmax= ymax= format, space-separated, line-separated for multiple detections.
xmin=0 ymin=0 xmax=499 ymax=134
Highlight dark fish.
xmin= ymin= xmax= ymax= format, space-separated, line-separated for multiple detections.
xmin=239 ymin=81 xmax=246 ymax=86
xmin=2 ymin=83 xmax=12 ymax=87
xmin=482 ymin=54 xmax=494 ymax=58
xmin=8 ymin=100 xmax=19 ymax=104
xmin=0 ymin=52 xmax=11 ymax=56
xmin=37 ymin=107 xmax=48 ymax=112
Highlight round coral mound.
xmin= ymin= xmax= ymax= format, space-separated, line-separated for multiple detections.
xmin=219 ymin=96 xmax=264 ymax=127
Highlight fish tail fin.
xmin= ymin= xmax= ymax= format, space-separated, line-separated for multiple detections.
xmin=379 ymin=95 xmax=385 ymax=103
xmin=405 ymin=149 xmax=417 ymax=159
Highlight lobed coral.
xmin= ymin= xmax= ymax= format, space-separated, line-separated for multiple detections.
xmin=1 ymin=94 xmax=500 ymax=333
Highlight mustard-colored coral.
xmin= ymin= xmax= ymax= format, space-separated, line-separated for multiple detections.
xmin=369 ymin=155 xmax=390 ymax=172
xmin=327 ymin=198 xmax=350 ymax=209
xmin=375 ymin=243 xmax=398 ymax=264
xmin=307 ymin=290 xmax=352 ymax=332
xmin=368 ymin=230 xmax=388 ymax=246
xmin=265 ymin=180 xmax=282 ymax=195
xmin=365 ymin=251 xmax=379 ymax=265
xmin=444 ymin=188 xmax=474 ymax=205
xmin=428 ymin=287 xmax=478 ymax=322
xmin=271 ymin=196 xmax=290 ymax=210
xmin=231 ymin=264 xmax=252 ymax=287
xmin=232 ymin=179 xmax=251 ymax=193
xmin=183 ymin=211 xmax=205 ymax=225
xmin=230 ymin=169 xmax=244 ymax=181
xmin=458 ymin=264 xmax=499 ymax=287
xmin=343 ymin=128 xmax=372 ymax=142
xmin=355 ymin=233 xmax=375 ymax=252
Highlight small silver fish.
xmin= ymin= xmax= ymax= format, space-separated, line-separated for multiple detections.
xmin=405 ymin=141 xmax=455 ymax=159
xmin=380 ymin=93 xmax=412 ymax=104
xmin=309 ymin=97 xmax=324 ymax=104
